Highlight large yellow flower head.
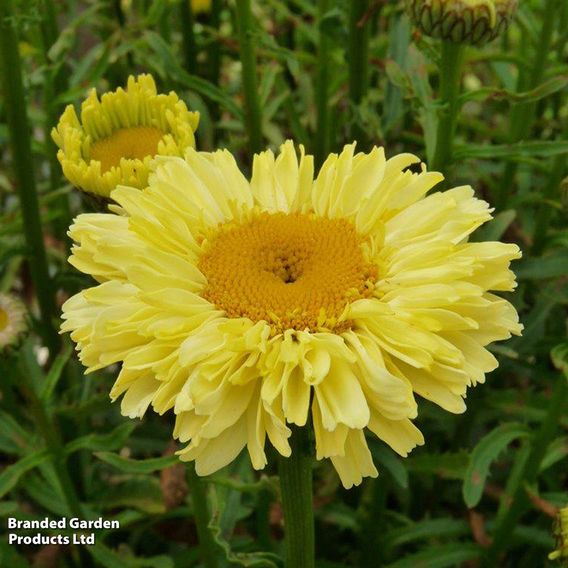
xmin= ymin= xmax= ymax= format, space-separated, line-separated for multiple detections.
xmin=61 ymin=142 xmax=522 ymax=488
xmin=52 ymin=74 xmax=199 ymax=199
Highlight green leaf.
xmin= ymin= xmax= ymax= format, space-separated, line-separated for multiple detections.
xmin=454 ymin=141 xmax=568 ymax=160
xmin=142 ymin=31 xmax=244 ymax=120
xmin=0 ymin=410 xmax=33 ymax=455
xmin=473 ymin=210 xmax=516 ymax=241
xmin=94 ymin=452 xmax=179 ymax=474
xmin=384 ymin=518 xmax=470 ymax=550
xmin=0 ymin=540 xmax=31 ymax=568
xmin=88 ymin=542 xmax=174 ymax=568
xmin=459 ymin=75 xmax=568 ymax=105
xmin=39 ymin=343 xmax=73 ymax=402
xmin=370 ymin=443 xmax=409 ymax=489
xmin=98 ymin=478 xmax=166 ymax=515
xmin=463 ymin=422 xmax=529 ymax=508
xmin=405 ymin=451 xmax=469 ymax=480
xmin=0 ymin=450 xmax=50 ymax=499
xmin=66 ymin=423 xmax=137 ymax=455
xmin=515 ymin=251 xmax=568 ymax=280
xmin=385 ymin=543 xmax=481 ymax=568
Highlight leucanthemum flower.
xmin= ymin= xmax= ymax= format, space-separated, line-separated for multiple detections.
xmin=52 ymin=74 xmax=199 ymax=199
xmin=61 ymin=142 xmax=522 ymax=488
xmin=0 ymin=293 xmax=28 ymax=352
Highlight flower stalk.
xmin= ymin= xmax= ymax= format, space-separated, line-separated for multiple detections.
xmin=0 ymin=0 xmax=60 ymax=355
xmin=278 ymin=425 xmax=315 ymax=568
xmin=431 ymin=41 xmax=465 ymax=175
xmin=348 ymin=0 xmax=371 ymax=149
xmin=187 ymin=463 xmax=219 ymax=568
xmin=235 ymin=0 xmax=263 ymax=154
xmin=180 ymin=0 xmax=198 ymax=75
xmin=315 ymin=0 xmax=331 ymax=167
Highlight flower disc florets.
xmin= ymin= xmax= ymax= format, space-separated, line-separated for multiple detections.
xmin=52 ymin=74 xmax=199 ymax=198
xmin=406 ymin=0 xmax=518 ymax=45
xmin=62 ymin=142 xmax=522 ymax=488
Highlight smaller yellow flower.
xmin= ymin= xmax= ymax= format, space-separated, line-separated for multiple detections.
xmin=52 ymin=74 xmax=199 ymax=199
xmin=0 ymin=294 xmax=28 ymax=353
xmin=550 ymin=505 xmax=568 ymax=565
xmin=191 ymin=0 xmax=212 ymax=14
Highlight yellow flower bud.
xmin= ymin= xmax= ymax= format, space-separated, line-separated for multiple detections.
xmin=406 ymin=0 xmax=518 ymax=46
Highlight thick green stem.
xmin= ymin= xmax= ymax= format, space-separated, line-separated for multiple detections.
xmin=180 ymin=0 xmax=198 ymax=75
xmin=314 ymin=0 xmax=331 ymax=168
xmin=496 ymin=0 xmax=559 ymax=210
xmin=208 ymin=0 xmax=223 ymax=125
xmin=484 ymin=376 xmax=568 ymax=565
xmin=431 ymin=41 xmax=465 ymax=175
xmin=279 ymin=425 xmax=315 ymax=568
xmin=40 ymin=0 xmax=72 ymax=242
xmin=348 ymin=0 xmax=370 ymax=148
xmin=187 ymin=464 xmax=219 ymax=568
xmin=235 ymin=0 xmax=263 ymax=154
xmin=0 ymin=0 xmax=60 ymax=355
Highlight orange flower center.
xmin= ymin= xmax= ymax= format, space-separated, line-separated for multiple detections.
xmin=90 ymin=126 xmax=165 ymax=172
xmin=199 ymin=212 xmax=377 ymax=333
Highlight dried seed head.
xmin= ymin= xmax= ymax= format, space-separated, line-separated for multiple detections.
xmin=406 ymin=0 xmax=518 ymax=46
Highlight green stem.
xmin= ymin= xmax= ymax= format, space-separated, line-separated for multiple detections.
xmin=0 ymin=0 xmax=60 ymax=355
xmin=314 ymin=0 xmax=331 ymax=167
xmin=235 ymin=0 xmax=263 ymax=154
xmin=278 ymin=425 xmax=315 ymax=568
xmin=484 ymin=375 xmax=568 ymax=565
xmin=495 ymin=0 xmax=559 ymax=210
xmin=180 ymin=0 xmax=198 ymax=75
xmin=187 ymin=464 xmax=219 ymax=568
xmin=40 ymin=0 xmax=72 ymax=243
xmin=208 ymin=0 xmax=223 ymax=125
xmin=348 ymin=0 xmax=370 ymax=148
xmin=431 ymin=41 xmax=465 ymax=175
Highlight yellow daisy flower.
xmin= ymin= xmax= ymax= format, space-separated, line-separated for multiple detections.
xmin=0 ymin=293 xmax=28 ymax=352
xmin=52 ymin=74 xmax=199 ymax=199
xmin=61 ymin=142 xmax=522 ymax=488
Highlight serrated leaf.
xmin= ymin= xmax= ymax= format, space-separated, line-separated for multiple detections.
xmin=463 ymin=422 xmax=529 ymax=508
xmin=0 ymin=450 xmax=50 ymax=499
xmin=66 ymin=423 xmax=137 ymax=455
xmin=94 ymin=452 xmax=179 ymax=474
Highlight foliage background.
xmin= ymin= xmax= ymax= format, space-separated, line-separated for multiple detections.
xmin=0 ymin=0 xmax=567 ymax=567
